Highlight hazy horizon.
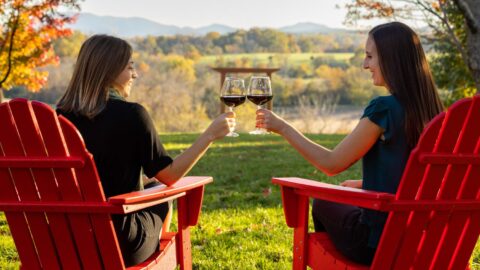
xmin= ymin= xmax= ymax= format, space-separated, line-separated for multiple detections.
xmin=76 ymin=0 xmax=353 ymax=29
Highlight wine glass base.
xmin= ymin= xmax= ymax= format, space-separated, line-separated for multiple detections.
xmin=249 ymin=129 xmax=268 ymax=135
xmin=226 ymin=132 xmax=239 ymax=137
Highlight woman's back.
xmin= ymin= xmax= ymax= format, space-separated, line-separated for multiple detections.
xmin=58 ymin=96 xmax=172 ymax=198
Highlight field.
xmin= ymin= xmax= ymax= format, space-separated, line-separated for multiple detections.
xmin=0 ymin=133 xmax=479 ymax=269
xmin=199 ymin=52 xmax=354 ymax=66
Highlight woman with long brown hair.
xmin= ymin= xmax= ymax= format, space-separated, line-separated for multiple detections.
xmin=57 ymin=34 xmax=234 ymax=266
xmin=256 ymin=22 xmax=443 ymax=264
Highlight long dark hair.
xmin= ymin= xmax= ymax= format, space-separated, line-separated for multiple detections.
xmin=370 ymin=22 xmax=444 ymax=148
xmin=57 ymin=35 xmax=132 ymax=118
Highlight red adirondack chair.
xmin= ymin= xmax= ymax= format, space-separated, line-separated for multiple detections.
xmin=0 ymin=98 xmax=212 ymax=270
xmin=273 ymin=95 xmax=480 ymax=270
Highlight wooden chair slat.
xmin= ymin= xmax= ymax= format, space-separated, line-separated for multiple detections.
xmin=450 ymin=212 xmax=480 ymax=269
xmin=371 ymin=112 xmax=445 ymax=270
xmin=33 ymin=101 xmax=103 ymax=269
xmin=0 ymin=103 xmax=42 ymax=270
xmin=450 ymin=160 xmax=480 ymax=269
xmin=1 ymin=99 xmax=212 ymax=270
xmin=59 ymin=117 xmax=124 ymax=270
xmin=3 ymin=101 xmax=61 ymax=270
xmin=10 ymin=99 xmax=84 ymax=269
xmin=428 ymin=96 xmax=480 ymax=269
xmin=273 ymin=95 xmax=480 ymax=270
xmin=393 ymin=98 xmax=473 ymax=269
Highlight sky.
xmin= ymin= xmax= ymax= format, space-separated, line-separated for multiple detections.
xmin=77 ymin=0 xmax=353 ymax=29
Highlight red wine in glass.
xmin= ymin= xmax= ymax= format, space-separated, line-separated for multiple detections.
xmin=220 ymin=77 xmax=246 ymax=137
xmin=247 ymin=95 xmax=273 ymax=106
xmin=247 ymin=76 xmax=273 ymax=135
xmin=220 ymin=96 xmax=246 ymax=107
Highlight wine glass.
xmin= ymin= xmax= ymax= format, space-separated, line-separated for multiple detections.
xmin=220 ymin=77 xmax=246 ymax=137
xmin=247 ymin=76 xmax=273 ymax=135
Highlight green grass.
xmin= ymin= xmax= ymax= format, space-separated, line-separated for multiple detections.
xmin=0 ymin=133 xmax=479 ymax=269
xmin=199 ymin=52 xmax=354 ymax=66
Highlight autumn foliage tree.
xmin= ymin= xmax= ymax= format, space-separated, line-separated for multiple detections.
xmin=0 ymin=0 xmax=80 ymax=102
xmin=344 ymin=0 xmax=480 ymax=96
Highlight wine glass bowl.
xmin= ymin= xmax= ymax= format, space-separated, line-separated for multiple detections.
xmin=247 ymin=76 xmax=273 ymax=135
xmin=220 ymin=77 xmax=246 ymax=137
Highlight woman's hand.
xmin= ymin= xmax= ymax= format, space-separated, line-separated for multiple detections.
xmin=156 ymin=111 xmax=235 ymax=186
xmin=339 ymin=180 xmax=363 ymax=189
xmin=205 ymin=111 xmax=236 ymax=141
xmin=255 ymin=109 xmax=289 ymax=134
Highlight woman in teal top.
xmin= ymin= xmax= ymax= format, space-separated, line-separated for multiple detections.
xmin=255 ymin=22 xmax=444 ymax=265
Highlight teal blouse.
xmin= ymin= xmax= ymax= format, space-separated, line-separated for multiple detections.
xmin=360 ymin=95 xmax=410 ymax=248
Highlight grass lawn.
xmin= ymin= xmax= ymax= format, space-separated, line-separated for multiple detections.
xmin=0 ymin=133 xmax=479 ymax=269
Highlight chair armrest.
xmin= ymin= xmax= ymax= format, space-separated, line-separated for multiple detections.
xmin=272 ymin=177 xmax=395 ymax=228
xmin=272 ymin=177 xmax=394 ymax=209
xmin=0 ymin=177 xmax=213 ymax=216
xmin=109 ymin=176 xmax=213 ymax=214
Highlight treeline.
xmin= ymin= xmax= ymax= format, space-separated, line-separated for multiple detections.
xmin=53 ymin=29 xmax=363 ymax=59
xmin=133 ymin=28 xmax=362 ymax=56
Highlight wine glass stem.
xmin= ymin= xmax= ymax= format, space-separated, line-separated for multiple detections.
xmin=257 ymin=105 xmax=263 ymax=131
xmin=228 ymin=106 xmax=234 ymax=133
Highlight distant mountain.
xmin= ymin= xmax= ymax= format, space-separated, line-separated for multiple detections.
xmin=279 ymin=22 xmax=347 ymax=34
xmin=68 ymin=13 xmax=237 ymax=37
xmin=68 ymin=13 xmax=348 ymax=37
xmin=196 ymin=24 xmax=237 ymax=36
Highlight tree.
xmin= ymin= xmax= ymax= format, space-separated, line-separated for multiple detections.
xmin=344 ymin=0 xmax=480 ymax=94
xmin=53 ymin=31 xmax=86 ymax=58
xmin=0 ymin=0 xmax=80 ymax=102
xmin=429 ymin=4 xmax=476 ymax=104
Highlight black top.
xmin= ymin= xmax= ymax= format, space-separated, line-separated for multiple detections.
xmin=57 ymin=97 xmax=173 ymax=198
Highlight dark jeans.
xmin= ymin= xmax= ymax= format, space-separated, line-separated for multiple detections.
xmin=112 ymin=181 xmax=170 ymax=267
xmin=312 ymin=199 xmax=376 ymax=265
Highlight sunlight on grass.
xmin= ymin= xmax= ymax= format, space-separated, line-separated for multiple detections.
xmin=0 ymin=214 xmax=19 ymax=269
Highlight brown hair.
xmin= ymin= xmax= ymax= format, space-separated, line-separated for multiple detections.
xmin=57 ymin=34 xmax=132 ymax=118
xmin=369 ymin=22 xmax=444 ymax=148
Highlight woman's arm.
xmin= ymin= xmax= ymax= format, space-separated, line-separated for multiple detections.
xmin=256 ymin=109 xmax=383 ymax=176
xmin=154 ymin=112 xmax=234 ymax=185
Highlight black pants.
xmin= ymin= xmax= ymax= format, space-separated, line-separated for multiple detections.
xmin=312 ymin=199 xmax=376 ymax=265
xmin=112 ymin=182 xmax=170 ymax=267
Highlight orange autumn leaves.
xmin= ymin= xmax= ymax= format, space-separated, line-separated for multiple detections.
xmin=344 ymin=0 xmax=445 ymax=23
xmin=0 ymin=0 xmax=79 ymax=92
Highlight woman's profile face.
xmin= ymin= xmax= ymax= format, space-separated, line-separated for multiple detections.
xmin=363 ymin=36 xmax=386 ymax=87
xmin=113 ymin=61 xmax=137 ymax=97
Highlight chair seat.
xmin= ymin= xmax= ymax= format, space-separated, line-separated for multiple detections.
xmin=127 ymin=232 xmax=177 ymax=270
xmin=308 ymin=233 xmax=369 ymax=270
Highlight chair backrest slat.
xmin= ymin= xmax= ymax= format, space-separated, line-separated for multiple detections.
xmin=58 ymin=116 xmax=124 ymax=270
xmin=410 ymin=98 xmax=475 ymax=269
xmin=392 ymin=98 xmax=473 ymax=270
xmin=374 ymin=96 xmax=480 ymax=270
xmin=450 ymin=130 xmax=480 ymax=269
xmin=0 ymin=99 xmax=125 ymax=270
xmin=2 ymin=100 xmax=63 ymax=270
xmin=0 ymin=102 xmax=42 ymax=270
xmin=4 ymin=100 xmax=60 ymax=269
xmin=9 ymin=99 xmax=84 ymax=270
xmin=371 ymin=112 xmax=445 ymax=270
xmin=31 ymin=101 xmax=107 ymax=270
xmin=0 ymin=157 xmax=85 ymax=168
xmin=428 ymin=95 xmax=480 ymax=269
